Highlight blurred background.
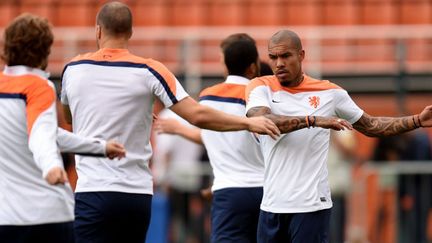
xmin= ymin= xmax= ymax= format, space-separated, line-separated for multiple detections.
xmin=0 ymin=0 xmax=431 ymax=242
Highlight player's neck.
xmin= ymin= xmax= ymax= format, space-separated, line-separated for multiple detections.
xmin=281 ymin=74 xmax=304 ymax=87
xmin=99 ymin=38 xmax=129 ymax=50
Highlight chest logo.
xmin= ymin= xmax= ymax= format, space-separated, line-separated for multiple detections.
xmin=308 ymin=96 xmax=320 ymax=108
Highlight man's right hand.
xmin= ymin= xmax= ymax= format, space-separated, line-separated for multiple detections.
xmin=106 ymin=140 xmax=126 ymax=160
xmin=246 ymin=116 xmax=280 ymax=139
xmin=45 ymin=166 xmax=68 ymax=185
xmin=154 ymin=118 xmax=182 ymax=135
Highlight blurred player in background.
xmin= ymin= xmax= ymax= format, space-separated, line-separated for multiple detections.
xmin=245 ymin=29 xmax=432 ymax=243
xmin=151 ymin=108 xmax=203 ymax=243
xmin=60 ymin=2 xmax=279 ymax=243
xmin=0 ymin=13 xmax=125 ymax=243
xmin=156 ymin=33 xmax=265 ymax=243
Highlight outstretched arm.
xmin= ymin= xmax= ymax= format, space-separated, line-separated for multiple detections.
xmin=57 ymin=128 xmax=127 ymax=159
xmin=170 ymin=97 xmax=280 ymax=139
xmin=154 ymin=118 xmax=203 ymax=145
xmin=353 ymin=105 xmax=432 ymax=137
xmin=246 ymin=106 xmax=353 ymax=133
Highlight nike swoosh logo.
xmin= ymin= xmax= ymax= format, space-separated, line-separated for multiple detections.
xmin=272 ymin=99 xmax=281 ymax=103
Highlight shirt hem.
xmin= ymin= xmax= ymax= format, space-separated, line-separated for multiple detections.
xmin=260 ymin=203 xmax=333 ymax=214
xmin=0 ymin=217 xmax=74 ymax=226
xmin=75 ymin=187 xmax=153 ymax=195
xmin=212 ymin=182 xmax=264 ymax=192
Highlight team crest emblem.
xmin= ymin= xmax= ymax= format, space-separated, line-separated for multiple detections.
xmin=309 ymin=96 xmax=320 ymax=108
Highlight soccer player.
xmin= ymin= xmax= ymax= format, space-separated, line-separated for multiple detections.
xmin=60 ymin=2 xmax=279 ymax=243
xmin=155 ymin=33 xmax=353 ymax=242
xmin=246 ymin=29 xmax=432 ymax=243
xmin=0 ymin=13 xmax=125 ymax=243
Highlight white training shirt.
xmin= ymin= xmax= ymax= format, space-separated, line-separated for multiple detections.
xmin=200 ymin=75 xmax=264 ymax=192
xmin=0 ymin=66 xmax=74 ymax=225
xmin=246 ymin=74 xmax=363 ymax=213
xmin=61 ymin=48 xmax=189 ymax=194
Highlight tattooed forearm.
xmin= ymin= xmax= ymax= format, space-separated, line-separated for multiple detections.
xmin=353 ymin=113 xmax=417 ymax=137
xmin=247 ymin=107 xmax=307 ymax=133
xmin=265 ymin=114 xmax=307 ymax=133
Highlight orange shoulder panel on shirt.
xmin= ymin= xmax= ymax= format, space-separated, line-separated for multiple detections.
xmin=25 ymin=78 xmax=56 ymax=136
xmin=68 ymin=50 xmax=178 ymax=96
xmin=0 ymin=74 xmax=55 ymax=135
xmin=245 ymin=75 xmax=342 ymax=101
xmin=245 ymin=75 xmax=282 ymax=101
xmin=199 ymin=83 xmax=245 ymax=100
xmin=69 ymin=50 xmax=149 ymax=63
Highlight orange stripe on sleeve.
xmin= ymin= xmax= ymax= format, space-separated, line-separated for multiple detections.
xmin=25 ymin=78 xmax=56 ymax=135
xmin=146 ymin=59 xmax=178 ymax=96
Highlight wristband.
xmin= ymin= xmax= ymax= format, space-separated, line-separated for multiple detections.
xmin=412 ymin=115 xmax=418 ymax=128
xmin=417 ymin=115 xmax=423 ymax=127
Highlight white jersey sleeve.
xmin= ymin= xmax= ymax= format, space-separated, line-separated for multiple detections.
xmin=27 ymin=81 xmax=64 ymax=178
xmin=245 ymin=78 xmax=272 ymax=112
xmin=333 ymin=89 xmax=364 ymax=124
xmin=60 ymin=68 xmax=69 ymax=105
xmin=146 ymin=60 xmax=189 ymax=108
xmin=57 ymin=128 xmax=106 ymax=156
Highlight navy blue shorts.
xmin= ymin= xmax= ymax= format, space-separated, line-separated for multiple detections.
xmin=0 ymin=221 xmax=74 ymax=243
xmin=211 ymin=187 xmax=263 ymax=243
xmin=74 ymin=192 xmax=152 ymax=243
xmin=257 ymin=208 xmax=331 ymax=243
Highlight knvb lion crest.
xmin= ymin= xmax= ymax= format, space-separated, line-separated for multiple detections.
xmin=308 ymin=96 xmax=320 ymax=108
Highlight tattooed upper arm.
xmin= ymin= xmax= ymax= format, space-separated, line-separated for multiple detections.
xmin=353 ymin=112 xmax=415 ymax=137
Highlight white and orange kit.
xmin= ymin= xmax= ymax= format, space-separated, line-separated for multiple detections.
xmin=0 ymin=65 xmax=112 ymax=225
xmin=61 ymin=48 xmax=189 ymax=195
xmin=0 ymin=66 xmax=74 ymax=225
xmin=199 ymin=75 xmax=264 ymax=192
xmin=246 ymin=74 xmax=364 ymax=213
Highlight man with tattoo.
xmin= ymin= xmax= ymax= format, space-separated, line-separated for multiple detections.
xmin=245 ymin=29 xmax=432 ymax=243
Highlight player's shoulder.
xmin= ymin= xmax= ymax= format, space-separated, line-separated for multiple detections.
xmin=142 ymin=58 xmax=170 ymax=71
xmin=248 ymin=75 xmax=280 ymax=93
xmin=7 ymin=74 xmax=55 ymax=99
xmin=200 ymin=82 xmax=245 ymax=98
xmin=199 ymin=83 xmax=225 ymax=97
xmin=304 ymin=75 xmax=342 ymax=91
xmin=251 ymin=75 xmax=279 ymax=86
xmin=68 ymin=52 xmax=97 ymax=64
xmin=120 ymin=52 xmax=153 ymax=65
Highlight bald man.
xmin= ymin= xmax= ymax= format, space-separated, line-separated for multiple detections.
xmin=246 ymin=29 xmax=432 ymax=242
xmin=61 ymin=2 xmax=280 ymax=243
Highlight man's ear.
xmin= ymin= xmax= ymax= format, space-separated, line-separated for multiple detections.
xmin=96 ymin=25 xmax=102 ymax=40
xmin=245 ymin=62 xmax=258 ymax=79
xmin=299 ymin=50 xmax=305 ymax=62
